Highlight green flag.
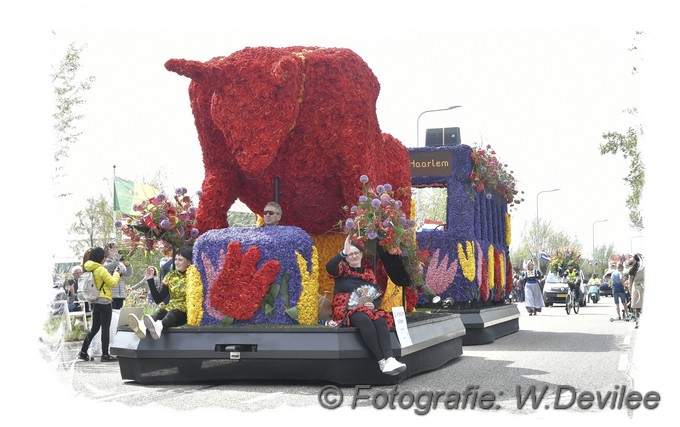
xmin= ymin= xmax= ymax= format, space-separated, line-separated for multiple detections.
xmin=114 ymin=177 xmax=159 ymax=215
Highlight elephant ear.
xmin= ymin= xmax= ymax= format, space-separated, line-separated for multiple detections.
xmin=209 ymin=51 xmax=304 ymax=177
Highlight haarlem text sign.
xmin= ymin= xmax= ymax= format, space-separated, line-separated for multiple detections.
xmin=409 ymin=150 xmax=453 ymax=177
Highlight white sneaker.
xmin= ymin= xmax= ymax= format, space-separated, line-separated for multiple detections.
xmin=144 ymin=314 xmax=163 ymax=340
xmin=378 ymin=359 xmax=387 ymax=371
xmin=381 ymin=357 xmax=407 ymax=376
xmin=128 ymin=314 xmax=146 ymax=339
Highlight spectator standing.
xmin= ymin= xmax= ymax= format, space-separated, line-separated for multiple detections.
xmin=103 ymin=242 xmax=130 ymax=309
xmin=625 ymin=253 xmax=645 ymax=328
xmin=611 ymin=263 xmax=628 ymax=320
xmin=130 ymin=266 xmax=161 ymax=306
xmin=514 ymin=274 xmax=525 ymax=302
xmin=159 ymin=247 xmax=173 ymax=281
xmin=77 ymin=247 xmax=121 ymax=362
xmin=112 ymin=254 xmax=133 ymax=309
xmin=158 ymin=247 xmax=174 ymax=304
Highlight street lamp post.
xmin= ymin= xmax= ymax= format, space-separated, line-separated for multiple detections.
xmin=630 ymin=235 xmax=643 ymax=254
xmin=592 ymin=219 xmax=608 ymax=274
xmin=416 ymin=105 xmax=462 ymax=147
xmin=535 ymin=188 xmax=560 ymax=273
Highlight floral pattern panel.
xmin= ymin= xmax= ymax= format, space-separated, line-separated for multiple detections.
xmin=193 ymin=226 xmax=318 ymax=326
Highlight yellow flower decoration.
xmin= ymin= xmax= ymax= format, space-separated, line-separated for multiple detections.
xmin=378 ymin=278 xmax=402 ymax=312
xmin=256 ymin=214 xmax=264 ymax=227
xmin=185 ymin=264 xmax=204 ymax=326
xmin=311 ymin=233 xmax=345 ymax=296
xmin=487 ymin=245 xmax=495 ymax=289
xmin=295 ymin=247 xmax=319 ymax=325
xmin=457 ymin=241 xmax=476 ymax=281
xmin=499 ymin=251 xmax=506 ymax=289
xmin=505 ymin=213 xmax=512 ymax=247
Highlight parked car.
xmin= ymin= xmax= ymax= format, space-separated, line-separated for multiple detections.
xmin=542 ymin=272 xmax=569 ymax=306
xmin=600 ymin=272 xmax=613 ymax=297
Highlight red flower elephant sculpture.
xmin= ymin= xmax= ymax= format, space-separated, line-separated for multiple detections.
xmin=165 ymin=46 xmax=411 ymax=235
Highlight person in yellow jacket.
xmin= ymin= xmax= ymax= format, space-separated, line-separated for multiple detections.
xmin=77 ymin=247 xmax=121 ymax=362
xmin=128 ymin=245 xmax=193 ymax=340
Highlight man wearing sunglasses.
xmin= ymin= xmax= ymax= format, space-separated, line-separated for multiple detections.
xmin=263 ymin=202 xmax=282 ymax=226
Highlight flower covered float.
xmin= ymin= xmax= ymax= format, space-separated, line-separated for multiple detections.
xmin=165 ymin=46 xmax=411 ymax=235
xmin=410 ymin=144 xmax=517 ymax=308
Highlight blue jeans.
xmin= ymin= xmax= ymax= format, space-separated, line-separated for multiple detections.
xmin=613 ymin=292 xmax=626 ymax=305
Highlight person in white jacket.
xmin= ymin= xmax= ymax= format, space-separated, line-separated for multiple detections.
xmin=130 ymin=266 xmax=161 ymax=306
xmin=104 ymin=243 xmax=133 ymax=309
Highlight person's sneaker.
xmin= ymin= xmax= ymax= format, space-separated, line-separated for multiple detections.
xmin=144 ymin=314 xmax=163 ymax=340
xmin=77 ymin=351 xmax=92 ymax=362
xmin=381 ymin=357 xmax=407 ymax=376
xmin=378 ymin=359 xmax=387 ymax=371
xmin=100 ymin=354 xmax=117 ymax=362
xmin=128 ymin=314 xmax=146 ymax=339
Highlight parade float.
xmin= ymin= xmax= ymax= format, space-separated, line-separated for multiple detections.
xmin=111 ymin=46 xmax=519 ymax=384
xmin=407 ymin=144 xmax=521 ymax=344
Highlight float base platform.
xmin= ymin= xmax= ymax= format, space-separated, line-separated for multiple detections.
xmin=455 ymin=304 xmax=520 ymax=345
xmin=418 ymin=304 xmax=520 ymax=345
xmin=110 ymin=312 xmax=465 ymax=385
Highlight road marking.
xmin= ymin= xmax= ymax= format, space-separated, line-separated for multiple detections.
xmin=617 ymin=354 xmax=628 ymax=371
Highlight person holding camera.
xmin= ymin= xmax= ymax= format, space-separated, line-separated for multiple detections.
xmin=103 ymin=242 xmax=133 ymax=309
xmin=77 ymin=247 xmax=121 ymax=362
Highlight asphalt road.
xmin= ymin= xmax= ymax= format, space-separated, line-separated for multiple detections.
xmin=41 ymin=297 xmax=655 ymax=422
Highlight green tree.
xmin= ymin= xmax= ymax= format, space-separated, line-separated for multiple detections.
xmin=68 ymin=195 xmax=115 ymax=256
xmin=510 ymin=219 xmax=581 ymax=274
xmin=52 ymin=42 xmax=95 ymax=197
xmin=588 ymin=243 xmax=615 ymax=277
xmin=413 ymin=187 xmax=447 ymax=227
xmin=599 ymin=32 xmax=644 ymax=230
xmin=600 ymin=119 xmax=644 ymax=230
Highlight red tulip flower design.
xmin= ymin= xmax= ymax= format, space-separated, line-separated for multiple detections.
xmin=208 ymin=241 xmax=280 ymax=320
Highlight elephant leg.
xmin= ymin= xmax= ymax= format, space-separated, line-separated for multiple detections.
xmin=196 ymin=171 xmax=238 ymax=232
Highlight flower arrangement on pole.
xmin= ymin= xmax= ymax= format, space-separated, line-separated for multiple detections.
xmin=340 ymin=175 xmax=425 ymax=290
xmin=116 ymin=187 xmax=201 ymax=253
xmin=469 ymin=144 xmax=523 ymax=207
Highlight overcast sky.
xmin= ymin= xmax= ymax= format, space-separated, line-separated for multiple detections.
xmin=42 ymin=3 xmax=647 ymax=260
xmin=5 ymin=1 xmax=679 ymax=424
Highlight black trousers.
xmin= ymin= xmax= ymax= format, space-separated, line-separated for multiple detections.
xmin=80 ymin=302 xmax=113 ymax=356
xmin=151 ymin=308 xmax=187 ymax=329
xmin=349 ymin=311 xmax=393 ymax=361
